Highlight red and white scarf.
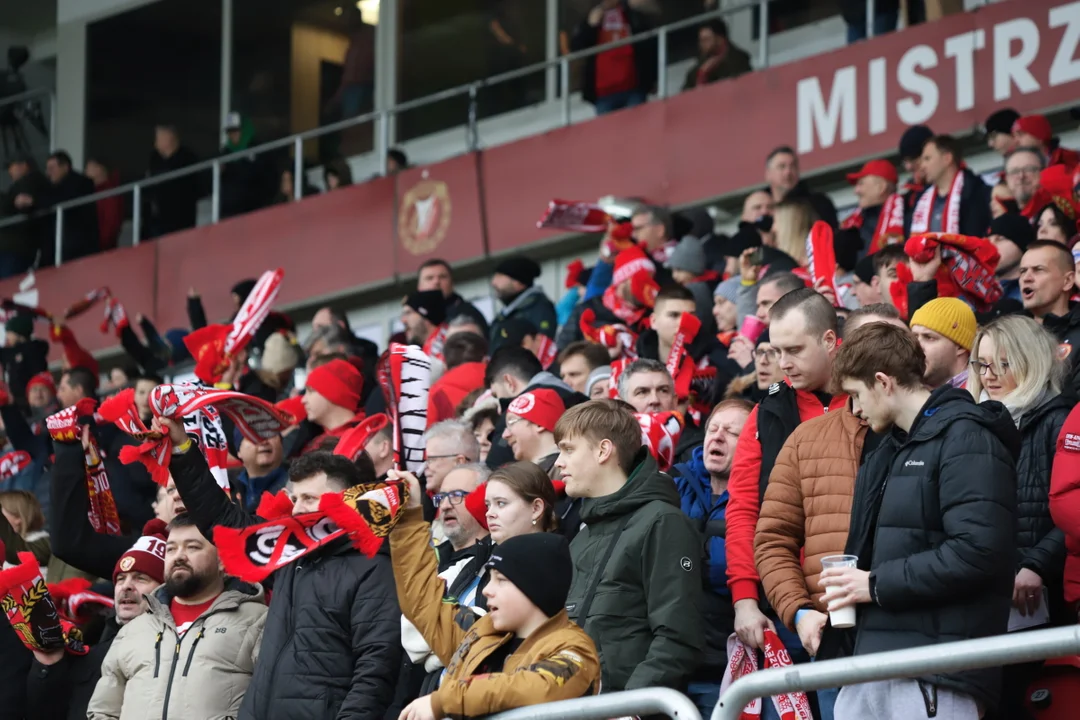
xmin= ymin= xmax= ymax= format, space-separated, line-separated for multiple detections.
xmin=635 ymin=412 xmax=684 ymax=472
xmin=378 ymin=343 xmax=432 ymax=474
xmin=537 ymin=199 xmax=610 ymax=233
xmin=0 ymin=450 xmax=31 ymax=483
xmin=533 ymin=334 xmax=558 ymax=370
xmin=579 ymin=308 xmax=638 ymax=360
xmin=226 ymin=268 xmax=284 ymax=357
xmin=666 ymin=313 xmax=701 ymax=400
xmin=0 ymin=553 xmax=89 ymax=656
xmin=910 ymin=171 xmax=965 ymax=235
xmin=840 ymin=194 xmax=905 ymax=253
xmin=422 ymin=325 xmax=448 ymax=363
xmin=45 ymin=400 xmax=122 ymax=536
xmin=97 ymin=384 xmax=296 ymax=489
xmin=720 ymin=630 xmax=814 ymax=720
xmin=805 ymin=221 xmax=840 ymax=305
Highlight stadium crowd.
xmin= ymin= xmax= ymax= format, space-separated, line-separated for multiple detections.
xmin=0 ymin=101 xmax=1079 ymax=720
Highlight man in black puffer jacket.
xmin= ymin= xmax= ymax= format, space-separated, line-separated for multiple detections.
xmin=822 ymin=324 xmax=1017 ymax=719
xmin=166 ymin=435 xmax=401 ymax=720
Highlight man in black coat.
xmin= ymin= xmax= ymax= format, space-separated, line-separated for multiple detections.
xmin=417 ymin=258 xmax=489 ymax=338
xmin=765 ymin=145 xmax=839 ymax=229
xmin=822 ymin=323 xmax=1017 ymax=719
xmin=165 ymin=429 xmax=402 ymax=720
xmin=144 ymin=124 xmax=200 ymax=239
xmin=43 ymin=150 xmax=100 ymax=264
xmin=905 ymin=134 xmax=992 ymax=238
xmin=489 ymin=256 xmax=557 ymax=353
xmin=0 ymin=157 xmax=51 ymax=277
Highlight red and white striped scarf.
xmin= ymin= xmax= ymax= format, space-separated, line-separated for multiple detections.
xmin=378 ymin=343 xmax=432 ymax=474
xmin=910 ymin=171 xmax=964 ymax=235
xmin=45 ymin=400 xmax=122 ymax=536
xmin=721 ymin=630 xmax=814 ymax=720
xmin=841 ymin=193 xmax=906 ymax=253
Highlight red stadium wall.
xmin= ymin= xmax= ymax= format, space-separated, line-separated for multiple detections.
xmin=7 ymin=0 xmax=1080 ymax=354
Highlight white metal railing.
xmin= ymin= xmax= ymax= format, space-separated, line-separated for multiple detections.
xmin=712 ymin=625 xmax=1080 ymax=720
xmin=0 ymin=0 xmax=898 ymax=267
xmin=490 ymin=688 xmax=702 ymax=720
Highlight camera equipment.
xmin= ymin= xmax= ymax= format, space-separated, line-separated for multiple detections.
xmin=0 ymin=47 xmax=49 ymax=164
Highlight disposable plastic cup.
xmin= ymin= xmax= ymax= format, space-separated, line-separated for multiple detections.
xmin=739 ymin=315 xmax=766 ymax=344
xmin=820 ymin=554 xmax=859 ymax=629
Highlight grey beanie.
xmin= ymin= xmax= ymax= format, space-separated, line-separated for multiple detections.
xmin=666 ymin=235 xmax=707 ymax=276
xmin=585 ymin=365 xmax=612 ymax=397
xmin=713 ymin=277 xmax=741 ymax=305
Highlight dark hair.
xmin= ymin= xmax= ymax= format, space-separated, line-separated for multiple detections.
xmin=557 ymin=341 xmax=610 ymax=372
xmin=62 ymin=367 xmax=98 ymax=397
xmin=833 ymin=322 xmax=925 ymax=390
xmin=765 ymin=145 xmax=797 ymax=165
xmin=48 ymin=150 xmax=73 ymax=168
xmin=872 ymin=244 xmax=907 ymax=274
xmin=443 ymin=332 xmax=488 ymax=369
xmin=759 ymin=271 xmax=805 ymax=297
xmin=1036 ymin=202 xmax=1076 ymax=241
xmin=655 ymin=284 xmax=696 ymax=305
xmin=467 ymin=405 xmax=500 ymax=432
xmin=136 ymin=373 xmax=165 ymax=386
xmin=324 ymin=158 xmax=353 ymax=187
xmin=485 ymin=346 xmax=542 ymax=388
xmin=768 ymin=287 xmax=838 ymax=336
xmin=927 ymin=134 xmax=963 ymax=165
xmin=289 ymin=450 xmax=374 ymax=491
xmin=1024 ymin=239 xmax=1075 ymax=273
xmin=845 ymin=302 xmax=901 ymax=329
xmin=388 ymin=148 xmax=408 ymax=168
xmin=419 ymin=259 xmax=453 ymax=277
xmin=704 ymin=18 xmax=729 ymax=37
xmin=487 ymin=462 xmax=559 ymax=532
xmin=167 ymin=512 xmax=200 ymax=534
xmin=632 ymin=204 xmax=673 ymax=238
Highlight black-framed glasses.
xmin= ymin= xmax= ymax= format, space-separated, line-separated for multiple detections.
xmin=970 ymin=360 xmax=1010 ymax=376
xmin=754 ymin=348 xmax=779 ymax=362
xmin=433 ymin=490 xmax=468 ymax=506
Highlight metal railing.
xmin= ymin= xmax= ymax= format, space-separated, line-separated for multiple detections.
xmin=712 ymin=625 xmax=1080 ymax=720
xmin=491 ymin=688 xmax=701 ymax=720
xmin=0 ymin=0 xmax=875 ymax=266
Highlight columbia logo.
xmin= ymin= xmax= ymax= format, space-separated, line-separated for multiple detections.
xmin=904 ymin=460 xmax=925 ymax=467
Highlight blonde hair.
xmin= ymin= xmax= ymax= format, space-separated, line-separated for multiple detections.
xmin=772 ymin=198 xmax=817 ymax=266
xmin=0 ymin=490 xmax=45 ymax=536
xmin=968 ymin=315 xmax=1065 ymax=414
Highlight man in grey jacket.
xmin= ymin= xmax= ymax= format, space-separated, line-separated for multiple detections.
xmin=88 ymin=514 xmax=267 ymax=720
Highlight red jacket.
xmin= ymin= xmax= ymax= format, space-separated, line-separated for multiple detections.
xmin=1050 ymin=405 xmax=1080 ymax=604
xmin=726 ymin=389 xmax=848 ymax=603
xmin=427 ymin=361 xmax=486 ymax=426
xmin=96 ymin=172 xmax=123 ymax=251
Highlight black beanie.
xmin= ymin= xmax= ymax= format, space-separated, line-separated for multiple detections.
xmin=898 ymin=125 xmax=934 ymax=160
xmin=853 ymin=254 xmax=877 ymax=285
xmin=485 ymin=533 xmax=572 ymax=618
xmin=231 ymin=278 xmax=257 ymax=300
xmin=494 ymin=256 xmax=541 ymax=287
xmin=5 ymin=313 xmax=33 ymax=340
xmin=989 ymin=212 xmax=1036 ymax=254
xmin=405 ymin=290 xmax=447 ymax=326
xmin=984 ymin=108 xmax=1020 ymax=136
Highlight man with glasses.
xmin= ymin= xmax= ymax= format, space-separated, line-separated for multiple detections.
xmin=421 ymin=420 xmax=480 ymax=529
xmin=1004 ymin=146 xmax=1048 ymax=219
xmin=909 ymin=298 xmax=976 ymax=390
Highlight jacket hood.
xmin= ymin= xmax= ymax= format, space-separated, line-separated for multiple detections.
xmin=438 ymin=361 xmax=487 ymax=392
xmin=148 ymin=577 xmax=265 ymax=618
xmin=908 ymin=386 xmax=1021 ymax=460
xmin=1018 ymin=391 xmax=1074 ymax=432
xmin=579 ymin=449 xmax=681 ymax=523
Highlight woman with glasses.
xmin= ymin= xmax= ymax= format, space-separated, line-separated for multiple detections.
xmin=968 ymin=315 xmax=1073 ymax=715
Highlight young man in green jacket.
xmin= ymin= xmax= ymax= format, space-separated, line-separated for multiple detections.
xmin=555 ymin=399 xmax=704 ymax=692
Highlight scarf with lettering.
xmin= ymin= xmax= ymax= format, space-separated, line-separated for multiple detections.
xmin=666 ymin=313 xmax=701 ymax=400
xmin=45 ymin=400 xmax=122 ymax=536
xmin=378 ymin=343 xmax=432 ymax=475
xmin=720 ymin=630 xmax=813 ymax=720
xmin=97 ymin=384 xmax=295 ymax=488
xmin=214 ymin=479 xmax=407 ymax=583
xmin=0 ymin=553 xmax=89 ymax=656
xmin=910 ymin=170 xmax=965 ymax=235
xmin=904 ymin=233 xmax=1003 ymax=312
xmin=840 ymin=194 xmax=905 ymax=254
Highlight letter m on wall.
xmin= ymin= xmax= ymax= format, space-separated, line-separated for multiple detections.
xmin=797 ymin=66 xmax=858 ymax=154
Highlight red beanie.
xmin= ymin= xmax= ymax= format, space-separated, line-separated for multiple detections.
xmin=1013 ymin=114 xmax=1052 ymax=146
xmin=306 ymin=359 xmax=363 ymax=412
xmin=26 ymin=372 xmax=56 ymax=396
xmin=612 ymin=246 xmax=655 ymax=287
xmin=113 ymin=519 xmax=168 ymax=583
xmin=507 ymin=389 xmax=565 ymax=433
xmin=464 ymin=483 xmax=489 ymax=530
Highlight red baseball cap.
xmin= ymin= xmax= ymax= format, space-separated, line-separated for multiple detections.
xmin=1013 ymin=114 xmax=1052 ymax=146
xmin=507 ymin=389 xmax=565 ymax=433
xmin=846 ymin=159 xmax=898 ymax=185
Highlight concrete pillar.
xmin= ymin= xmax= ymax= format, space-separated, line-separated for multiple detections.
xmin=55 ymin=21 xmax=87 ymax=166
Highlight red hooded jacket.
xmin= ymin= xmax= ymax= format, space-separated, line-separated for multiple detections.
xmin=427 ymin=361 xmax=487 ymax=426
xmin=1050 ymin=405 xmax=1080 ymax=604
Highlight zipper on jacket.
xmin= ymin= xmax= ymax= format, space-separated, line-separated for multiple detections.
xmin=161 ymin=637 xmax=181 ymax=720
xmin=181 ymin=629 xmax=205 ymax=677
xmin=153 ymin=632 xmax=163 ymax=678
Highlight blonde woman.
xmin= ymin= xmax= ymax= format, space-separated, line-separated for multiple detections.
xmin=968 ymin=315 xmax=1073 ymax=714
xmin=770 ymin=197 xmax=817 ymax=267
xmin=0 ymin=489 xmax=50 ymax=566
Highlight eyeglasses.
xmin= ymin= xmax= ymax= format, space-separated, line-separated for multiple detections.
xmin=1006 ymin=166 xmax=1042 ymax=177
xmin=425 ymin=453 xmax=460 ymax=461
xmin=970 ymin=360 xmax=1010 ymax=376
xmin=433 ymin=489 xmax=468 ymax=506
xmin=505 ymin=416 xmax=524 ymax=427
xmin=754 ymin=348 xmax=779 ymax=362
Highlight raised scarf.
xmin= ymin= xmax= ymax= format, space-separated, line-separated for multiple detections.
xmin=378 ymin=343 xmax=433 ymax=475
xmin=62 ymin=287 xmax=129 ymax=337
xmin=48 ymin=577 xmax=114 ymax=624
xmin=214 ymin=480 xmax=407 ymax=583
xmin=45 ymin=400 xmax=122 ymax=536
xmin=0 ymin=553 xmax=89 ymax=656
xmin=579 ymin=308 xmax=638 ymax=360
xmin=666 ymin=313 xmax=701 ymax=400
xmin=635 ymin=411 xmax=684 ymax=472
xmin=805 ymin=221 xmax=839 ymax=305
xmin=905 ymin=232 xmax=1003 ymax=312
xmin=840 ymin=193 xmax=905 ymax=253
xmin=537 ymin=199 xmax=610 ymax=233
xmin=97 ymin=384 xmax=296 ymax=489
xmin=910 ymin=170 xmax=964 ymax=234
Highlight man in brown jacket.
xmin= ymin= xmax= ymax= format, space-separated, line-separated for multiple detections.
xmin=753 ymin=306 xmax=905 ymax=718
